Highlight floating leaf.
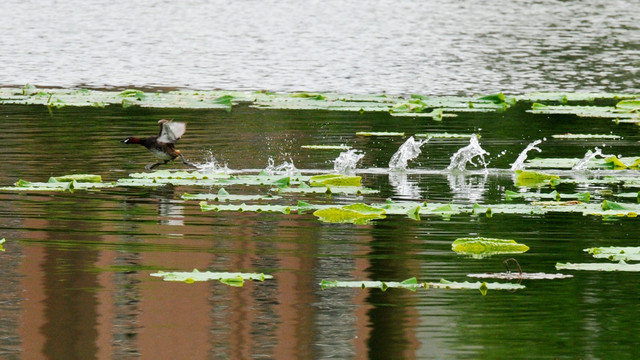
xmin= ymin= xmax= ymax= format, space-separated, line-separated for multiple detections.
xmin=601 ymin=200 xmax=626 ymax=211
xmin=515 ymin=170 xmax=560 ymax=187
xmin=556 ymin=261 xmax=640 ymax=272
xmin=467 ymin=272 xmax=573 ymax=280
xmin=452 ymin=237 xmax=530 ymax=258
xmin=585 ymin=246 xmax=640 ymax=262
xmin=313 ymin=204 xmax=386 ymax=224
xmin=355 ymin=131 xmax=405 ymax=137
xmin=151 ymin=270 xmax=272 ymax=286
xmin=320 ymin=278 xmax=524 ymax=294
xmin=273 ymin=186 xmax=378 ymax=195
xmin=0 ymin=238 xmax=5 ymax=252
xmin=552 ymin=133 xmax=622 ymax=140
xmin=199 ymin=201 xmax=292 ymax=214
xmin=301 ymin=145 xmax=351 ymax=150
xmin=309 ymin=174 xmax=361 ymax=187
xmin=49 ymin=174 xmax=102 ymax=183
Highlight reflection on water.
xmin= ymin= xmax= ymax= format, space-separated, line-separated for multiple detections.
xmin=0 ymin=0 xmax=638 ymax=94
xmin=2 ymin=104 xmax=640 ymax=359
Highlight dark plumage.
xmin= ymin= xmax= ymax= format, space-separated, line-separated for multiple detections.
xmin=121 ymin=119 xmax=197 ymax=170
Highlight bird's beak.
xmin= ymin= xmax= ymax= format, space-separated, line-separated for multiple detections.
xmin=120 ymin=138 xmax=129 ymax=143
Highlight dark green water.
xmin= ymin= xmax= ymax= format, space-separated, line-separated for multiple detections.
xmin=1 ymin=104 xmax=640 ymax=359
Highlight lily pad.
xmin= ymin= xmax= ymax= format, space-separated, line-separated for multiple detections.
xmin=309 ymin=174 xmax=361 ymax=187
xmin=0 ymin=238 xmax=5 ymax=251
xmin=49 ymin=174 xmax=102 ymax=183
xmin=313 ymin=204 xmax=386 ymax=224
xmin=199 ymin=201 xmax=292 ymax=214
xmin=467 ymin=272 xmax=573 ymax=280
xmin=182 ymin=188 xmax=279 ymax=202
xmin=356 ymin=131 xmax=405 ymax=137
xmin=452 ymin=237 xmax=530 ymax=258
xmin=273 ymin=185 xmax=378 ymax=195
xmin=515 ymin=170 xmax=560 ymax=187
xmin=151 ymin=269 xmax=272 ymax=286
xmin=585 ymin=246 xmax=640 ymax=262
xmin=320 ymin=277 xmax=524 ymax=295
xmin=556 ymin=261 xmax=640 ymax=272
xmin=551 ymin=133 xmax=622 ymax=140
xmin=300 ymin=145 xmax=351 ymax=150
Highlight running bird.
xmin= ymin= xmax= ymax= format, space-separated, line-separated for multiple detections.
xmin=121 ymin=119 xmax=197 ymax=170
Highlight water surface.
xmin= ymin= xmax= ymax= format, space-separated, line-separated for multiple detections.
xmin=1 ymin=103 xmax=640 ymax=359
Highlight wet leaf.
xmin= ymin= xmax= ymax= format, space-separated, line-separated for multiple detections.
xmin=452 ymin=237 xmax=530 ymax=258
xmin=356 ymin=131 xmax=405 ymax=136
xmin=467 ymin=272 xmax=573 ymax=280
xmin=49 ymin=174 xmax=102 ymax=183
xmin=515 ymin=170 xmax=560 ymax=187
xmin=556 ymin=261 xmax=640 ymax=272
xmin=320 ymin=278 xmax=524 ymax=294
xmin=313 ymin=204 xmax=386 ymax=224
xmin=585 ymin=246 xmax=640 ymax=262
xmin=151 ymin=270 xmax=273 ymax=285
xmin=309 ymin=174 xmax=361 ymax=187
xmin=199 ymin=202 xmax=292 ymax=214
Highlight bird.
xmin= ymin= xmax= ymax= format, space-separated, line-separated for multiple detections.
xmin=121 ymin=119 xmax=197 ymax=170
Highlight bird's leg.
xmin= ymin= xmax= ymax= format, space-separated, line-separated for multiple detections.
xmin=179 ymin=153 xmax=198 ymax=169
xmin=145 ymin=160 xmax=169 ymax=170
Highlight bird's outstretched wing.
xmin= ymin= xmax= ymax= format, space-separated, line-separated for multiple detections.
xmin=157 ymin=120 xmax=186 ymax=144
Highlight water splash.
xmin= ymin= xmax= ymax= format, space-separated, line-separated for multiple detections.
xmin=333 ymin=149 xmax=365 ymax=175
xmin=446 ymin=134 xmax=489 ymax=171
xmin=510 ymin=139 xmax=544 ymax=171
xmin=263 ymin=157 xmax=299 ymax=176
xmin=572 ymin=147 xmax=613 ymax=170
xmin=195 ymin=152 xmax=230 ymax=174
xmin=388 ymin=136 xmax=430 ymax=171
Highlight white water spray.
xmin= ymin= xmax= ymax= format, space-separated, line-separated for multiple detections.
xmin=333 ymin=149 xmax=364 ymax=175
xmin=195 ymin=151 xmax=230 ymax=174
xmin=572 ymin=147 xmax=613 ymax=170
xmin=510 ymin=139 xmax=544 ymax=171
xmin=264 ymin=157 xmax=299 ymax=176
xmin=446 ymin=134 xmax=489 ymax=171
xmin=388 ymin=136 xmax=430 ymax=171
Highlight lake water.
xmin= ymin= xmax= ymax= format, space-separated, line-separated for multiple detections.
xmin=1 ymin=101 xmax=640 ymax=359
xmin=0 ymin=0 xmax=638 ymax=95
xmin=2 ymin=0 xmax=640 ymax=359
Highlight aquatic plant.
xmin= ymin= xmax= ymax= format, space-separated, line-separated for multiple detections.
xmin=451 ymin=237 xmax=530 ymax=258
xmin=320 ymin=277 xmax=524 ymax=295
xmin=151 ymin=270 xmax=272 ymax=286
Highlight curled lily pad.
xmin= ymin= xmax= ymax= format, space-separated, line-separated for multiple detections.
xmin=452 ymin=237 xmax=530 ymax=258
xmin=151 ymin=270 xmax=272 ymax=286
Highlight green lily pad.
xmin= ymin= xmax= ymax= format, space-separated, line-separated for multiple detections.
xmin=273 ymin=186 xmax=378 ymax=195
xmin=505 ymin=189 xmax=590 ymax=202
xmin=313 ymin=204 xmax=386 ymax=224
xmin=309 ymin=174 xmax=361 ymax=187
xmin=467 ymin=272 xmax=573 ymax=280
xmin=414 ymin=133 xmax=476 ymax=139
xmin=515 ymin=170 xmax=560 ymax=187
xmin=452 ymin=237 xmax=530 ymax=258
xmin=151 ymin=269 xmax=273 ymax=286
xmin=0 ymin=238 xmax=5 ymax=252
